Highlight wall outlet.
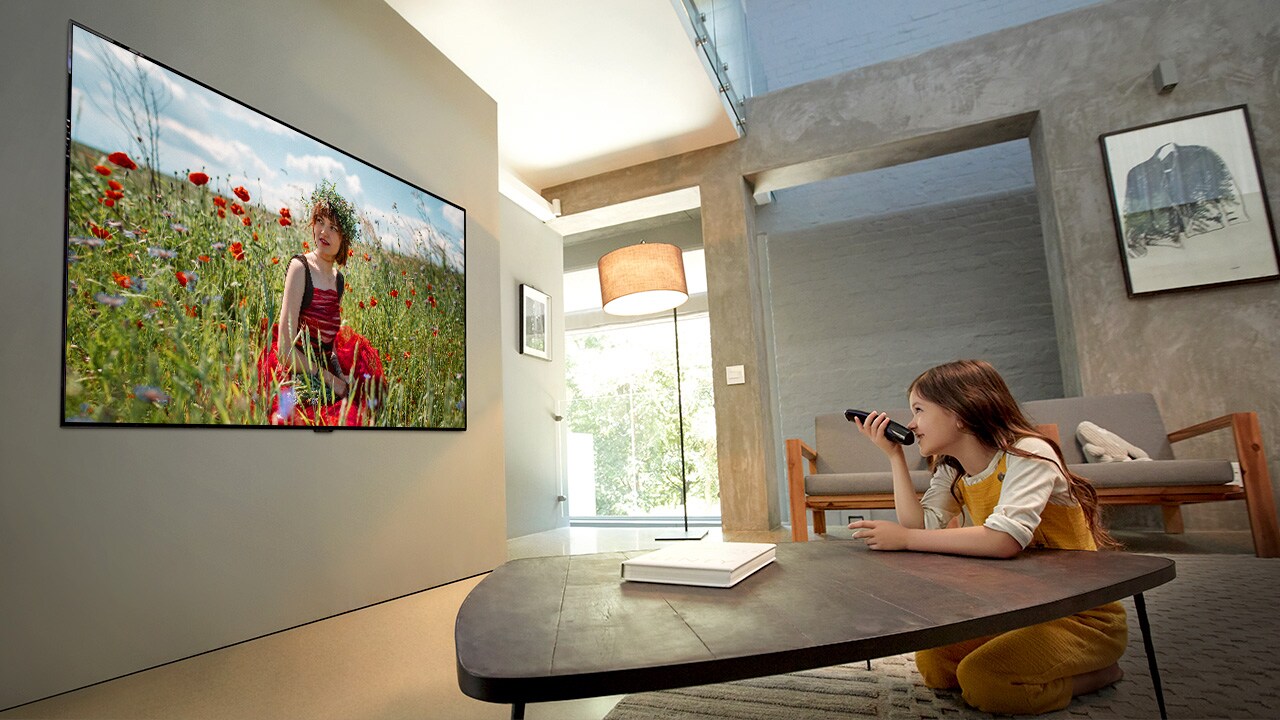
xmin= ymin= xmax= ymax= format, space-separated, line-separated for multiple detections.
xmin=847 ymin=514 xmax=864 ymax=525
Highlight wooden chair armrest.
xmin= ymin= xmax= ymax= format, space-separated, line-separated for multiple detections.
xmin=786 ymin=439 xmax=818 ymax=542
xmin=1168 ymin=411 xmax=1278 ymax=557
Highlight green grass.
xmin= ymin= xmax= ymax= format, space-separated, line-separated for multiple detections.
xmin=63 ymin=143 xmax=466 ymax=428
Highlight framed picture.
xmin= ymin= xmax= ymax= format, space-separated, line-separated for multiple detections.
xmin=1100 ymin=105 xmax=1279 ymax=297
xmin=520 ymin=284 xmax=550 ymax=360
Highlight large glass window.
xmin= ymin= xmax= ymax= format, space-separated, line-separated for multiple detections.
xmin=563 ymin=250 xmax=719 ymax=523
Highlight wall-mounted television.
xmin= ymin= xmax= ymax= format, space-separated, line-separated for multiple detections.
xmin=62 ymin=21 xmax=466 ymax=430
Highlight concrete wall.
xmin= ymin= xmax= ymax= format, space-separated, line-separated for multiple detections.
xmin=0 ymin=0 xmax=507 ymax=709
xmin=501 ymin=196 xmax=569 ymax=538
xmin=546 ymin=0 xmax=1280 ymax=535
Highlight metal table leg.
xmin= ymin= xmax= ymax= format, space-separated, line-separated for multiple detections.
xmin=1134 ymin=592 xmax=1167 ymax=720
xmin=511 ymin=701 xmax=525 ymax=720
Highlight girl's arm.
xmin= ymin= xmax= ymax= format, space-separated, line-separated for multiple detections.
xmin=277 ymin=261 xmax=347 ymax=397
xmin=854 ymin=413 xmax=926 ymax=528
xmin=850 ymin=521 xmax=1023 ymax=558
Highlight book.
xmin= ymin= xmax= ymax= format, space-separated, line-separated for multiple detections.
xmin=620 ymin=542 xmax=777 ymax=588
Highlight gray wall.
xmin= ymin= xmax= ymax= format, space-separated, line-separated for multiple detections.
xmin=501 ymin=196 xmax=569 ymax=538
xmin=0 ymin=0 xmax=508 ymax=709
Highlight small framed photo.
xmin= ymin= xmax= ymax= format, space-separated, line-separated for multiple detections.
xmin=1099 ymin=105 xmax=1279 ymax=297
xmin=519 ymin=284 xmax=550 ymax=360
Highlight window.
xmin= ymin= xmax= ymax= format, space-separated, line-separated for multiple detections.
xmin=563 ymin=249 xmax=719 ymax=523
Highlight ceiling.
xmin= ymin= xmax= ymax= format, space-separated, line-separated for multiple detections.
xmin=384 ymin=0 xmax=739 ymax=197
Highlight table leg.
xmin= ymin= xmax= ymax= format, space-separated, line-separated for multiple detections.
xmin=1134 ymin=593 xmax=1167 ymax=720
xmin=511 ymin=701 xmax=525 ymax=720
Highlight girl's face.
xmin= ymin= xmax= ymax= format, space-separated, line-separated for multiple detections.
xmin=311 ymin=214 xmax=343 ymax=262
xmin=907 ymin=389 xmax=966 ymax=457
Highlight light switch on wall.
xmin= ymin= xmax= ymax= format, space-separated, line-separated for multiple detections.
xmin=726 ymin=365 xmax=745 ymax=385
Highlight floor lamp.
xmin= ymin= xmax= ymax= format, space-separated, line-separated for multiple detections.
xmin=598 ymin=242 xmax=707 ymax=540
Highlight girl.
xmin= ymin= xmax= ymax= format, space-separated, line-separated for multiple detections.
xmin=849 ymin=359 xmax=1125 ymax=715
xmin=258 ymin=181 xmax=383 ymax=425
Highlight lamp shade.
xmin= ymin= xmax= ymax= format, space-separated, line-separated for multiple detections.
xmin=598 ymin=242 xmax=689 ymax=316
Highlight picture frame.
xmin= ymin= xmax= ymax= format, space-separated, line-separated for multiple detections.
xmin=1099 ymin=105 xmax=1279 ymax=297
xmin=520 ymin=284 xmax=550 ymax=360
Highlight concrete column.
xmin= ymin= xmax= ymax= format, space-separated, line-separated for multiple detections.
xmin=700 ymin=173 xmax=780 ymax=531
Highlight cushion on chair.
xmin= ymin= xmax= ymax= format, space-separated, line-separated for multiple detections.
xmin=1022 ymin=393 xmax=1175 ymax=464
xmin=813 ymin=410 xmax=928 ymax=475
xmin=1068 ymin=459 xmax=1235 ymax=487
xmin=806 ymin=471 xmax=934 ymax=495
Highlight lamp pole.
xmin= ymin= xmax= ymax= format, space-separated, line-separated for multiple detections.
xmin=674 ymin=307 xmax=688 ymax=533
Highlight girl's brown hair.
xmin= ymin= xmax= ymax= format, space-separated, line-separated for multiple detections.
xmin=909 ymin=359 xmax=1118 ymax=550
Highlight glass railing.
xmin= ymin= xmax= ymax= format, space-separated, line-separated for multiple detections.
xmin=674 ymin=0 xmax=761 ymax=133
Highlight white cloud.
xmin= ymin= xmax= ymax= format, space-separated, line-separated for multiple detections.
xmin=161 ymin=116 xmax=273 ymax=180
xmin=284 ymin=154 xmax=363 ymax=198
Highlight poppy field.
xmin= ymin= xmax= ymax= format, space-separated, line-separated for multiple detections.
xmin=63 ymin=142 xmax=467 ymax=428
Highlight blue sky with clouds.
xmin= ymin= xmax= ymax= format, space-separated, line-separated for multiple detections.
xmin=68 ymin=25 xmax=465 ymax=271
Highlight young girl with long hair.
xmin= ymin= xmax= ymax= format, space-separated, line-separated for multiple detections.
xmin=849 ymin=359 xmax=1124 ymax=715
xmin=257 ymin=181 xmax=384 ymax=425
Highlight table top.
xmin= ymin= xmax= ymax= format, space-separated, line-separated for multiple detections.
xmin=455 ymin=542 xmax=1175 ymax=705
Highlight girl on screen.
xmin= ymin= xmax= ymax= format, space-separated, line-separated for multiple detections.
xmin=848 ymin=359 xmax=1124 ymax=715
xmin=258 ymin=181 xmax=384 ymax=425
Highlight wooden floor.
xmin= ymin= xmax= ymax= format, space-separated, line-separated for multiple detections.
xmin=0 ymin=526 xmax=1253 ymax=720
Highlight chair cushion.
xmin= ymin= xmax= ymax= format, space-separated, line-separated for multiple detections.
xmin=806 ymin=471 xmax=934 ymax=495
xmin=1022 ymin=393 xmax=1174 ymax=464
xmin=1069 ymin=459 xmax=1235 ymax=487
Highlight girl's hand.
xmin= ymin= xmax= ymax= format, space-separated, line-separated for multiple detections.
xmin=331 ymin=375 xmax=349 ymax=400
xmin=849 ymin=519 xmax=910 ymax=551
xmin=853 ymin=411 xmax=906 ymax=457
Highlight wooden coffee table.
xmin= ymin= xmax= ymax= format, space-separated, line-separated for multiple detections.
xmin=455 ymin=542 xmax=1175 ymax=719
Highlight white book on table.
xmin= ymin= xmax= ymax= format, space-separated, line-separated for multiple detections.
xmin=620 ymin=542 xmax=777 ymax=588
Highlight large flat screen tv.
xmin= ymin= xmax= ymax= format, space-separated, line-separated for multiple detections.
xmin=63 ymin=21 xmax=466 ymax=430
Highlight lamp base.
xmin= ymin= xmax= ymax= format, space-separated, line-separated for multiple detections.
xmin=655 ymin=528 xmax=708 ymax=541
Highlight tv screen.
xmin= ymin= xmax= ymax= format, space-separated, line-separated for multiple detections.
xmin=62 ymin=22 xmax=466 ymax=430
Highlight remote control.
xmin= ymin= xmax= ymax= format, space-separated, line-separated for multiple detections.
xmin=844 ymin=409 xmax=916 ymax=445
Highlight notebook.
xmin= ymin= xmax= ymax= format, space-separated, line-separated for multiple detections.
xmin=620 ymin=542 xmax=777 ymax=588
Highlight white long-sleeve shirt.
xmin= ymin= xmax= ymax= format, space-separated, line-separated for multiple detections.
xmin=919 ymin=437 xmax=1080 ymax=548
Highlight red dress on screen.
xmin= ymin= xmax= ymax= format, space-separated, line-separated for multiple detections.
xmin=257 ymin=259 xmax=384 ymax=426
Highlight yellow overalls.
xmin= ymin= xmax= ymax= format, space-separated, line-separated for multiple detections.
xmin=914 ymin=453 xmax=1129 ymax=714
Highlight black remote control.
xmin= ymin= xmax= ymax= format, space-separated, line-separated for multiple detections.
xmin=845 ymin=409 xmax=915 ymax=446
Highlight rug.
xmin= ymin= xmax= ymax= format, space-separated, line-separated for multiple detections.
xmin=605 ymin=555 xmax=1280 ymax=719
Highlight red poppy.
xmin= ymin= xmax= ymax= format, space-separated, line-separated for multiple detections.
xmin=230 ymin=241 xmax=245 ymax=261
xmin=189 ymin=172 xmax=209 ymax=186
xmin=219 ymin=323 xmax=228 ymax=331
xmin=108 ymin=179 xmax=123 ymax=191
xmin=108 ymin=151 xmax=137 ymax=170
xmin=271 ymin=257 xmax=280 ymax=265
xmin=212 ymin=197 xmax=227 ymax=208
xmin=403 ymin=351 xmax=411 ymax=359
xmin=241 ymin=217 xmax=252 ymax=227
xmin=432 ymin=327 xmax=439 ymax=337
xmin=389 ymin=289 xmax=398 ymax=298
xmin=93 ymin=164 xmax=111 ymax=176
xmin=427 ymin=283 xmax=433 ymax=291
xmin=112 ymin=271 xmax=132 ymax=289
xmin=175 ymin=271 xmax=189 ymax=288
xmin=401 ymin=270 xmax=407 ymax=276
xmin=410 ymin=288 xmax=417 ymax=296
xmin=405 ymin=299 xmax=412 ymax=309
xmin=347 ymin=249 xmax=354 ymax=257
xmin=105 ymin=190 xmax=124 ymax=200
xmin=89 ymin=222 xmax=111 ymax=240
xmin=279 ymin=207 xmax=291 ymax=219
xmin=428 ymin=294 xmax=438 ymax=308
xmin=362 ymin=253 xmax=371 ymax=262
xmin=99 ymin=197 xmax=115 ymax=208
xmin=369 ymin=296 xmax=378 ymax=308
xmin=198 ymin=255 xmax=211 ymax=263
xmin=232 ymin=186 xmax=250 ymax=202
xmin=184 ymin=304 xmax=198 ymax=318
xmin=302 ymin=242 xmax=310 ymax=250
xmin=153 ymin=300 xmax=166 ymax=307
xmin=230 ymin=203 xmax=244 ymax=215
xmin=278 ymin=217 xmax=291 ymax=227
xmin=358 ymin=301 xmax=365 ymax=309
xmin=252 ymin=232 xmax=259 ymax=241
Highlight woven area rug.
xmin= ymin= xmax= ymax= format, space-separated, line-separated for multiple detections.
xmin=605 ymin=555 xmax=1280 ymax=719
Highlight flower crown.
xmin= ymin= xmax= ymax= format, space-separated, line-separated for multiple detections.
xmin=308 ymin=180 xmax=360 ymax=243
